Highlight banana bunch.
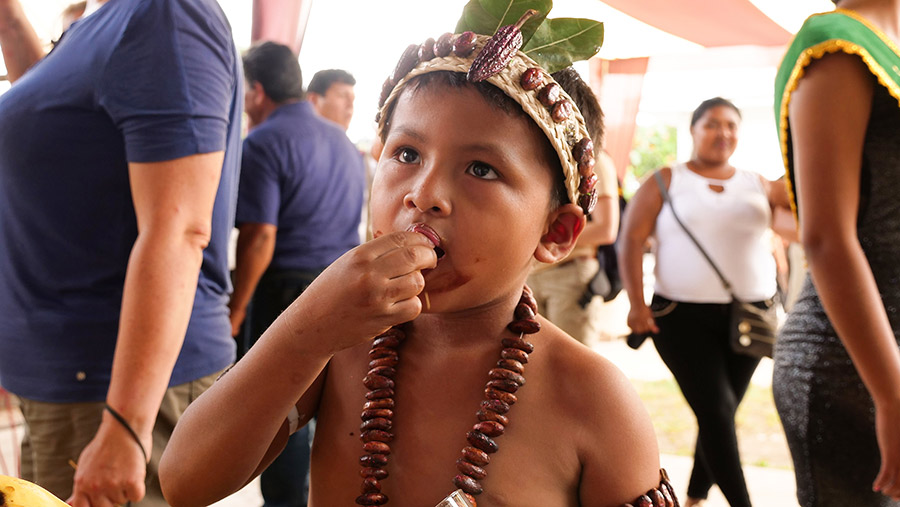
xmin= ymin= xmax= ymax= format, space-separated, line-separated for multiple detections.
xmin=0 ymin=475 xmax=68 ymax=506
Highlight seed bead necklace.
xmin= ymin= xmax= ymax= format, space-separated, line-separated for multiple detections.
xmin=354 ymin=286 xmax=540 ymax=507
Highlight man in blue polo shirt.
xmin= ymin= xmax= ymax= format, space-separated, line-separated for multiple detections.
xmin=0 ymin=0 xmax=241 ymax=505
xmin=228 ymin=42 xmax=365 ymax=507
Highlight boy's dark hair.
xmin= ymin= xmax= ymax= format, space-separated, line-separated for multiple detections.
xmin=380 ymin=71 xmax=567 ymax=208
xmin=551 ymin=67 xmax=604 ymax=149
xmin=308 ymin=69 xmax=356 ymax=96
xmin=243 ymin=42 xmax=305 ymax=103
xmin=690 ymin=97 xmax=741 ymax=127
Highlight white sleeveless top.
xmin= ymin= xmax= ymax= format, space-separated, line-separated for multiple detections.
xmin=653 ymin=162 xmax=777 ymax=303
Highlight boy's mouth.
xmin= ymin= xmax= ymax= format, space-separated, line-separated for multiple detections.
xmin=407 ymin=223 xmax=445 ymax=260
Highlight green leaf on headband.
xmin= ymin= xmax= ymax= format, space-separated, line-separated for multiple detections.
xmin=523 ymin=17 xmax=604 ymax=73
xmin=455 ymin=0 xmax=551 ymax=45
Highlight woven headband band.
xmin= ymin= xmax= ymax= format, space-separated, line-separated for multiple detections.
xmin=376 ymin=32 xmax=598 ymax=215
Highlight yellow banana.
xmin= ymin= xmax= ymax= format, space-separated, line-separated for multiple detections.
xmin=0 ymin=475 xmax=68 ymax=506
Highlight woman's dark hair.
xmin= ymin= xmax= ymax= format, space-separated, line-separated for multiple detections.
xmin=380 ymin=71 xmax=567 ymax=207
xmin=242 ymin=42 xmax=305 ymax=103
xmin=690 ymin=97 xmax=741 ymax=127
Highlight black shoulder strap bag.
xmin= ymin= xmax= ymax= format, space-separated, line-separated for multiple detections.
xmin=653 ymin=171 xmax=776 ymax=358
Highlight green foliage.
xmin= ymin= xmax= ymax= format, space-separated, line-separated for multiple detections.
xmin=628 ymin=125 xmax=678 ymax=181
xmin=455 ymin=0 xmax=603 ymax=72
xmin=522 ymin=18 xmax=604 ymax=74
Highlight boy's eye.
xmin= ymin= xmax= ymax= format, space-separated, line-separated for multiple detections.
xmin=466 ymin=161 xmax=499 ymax=180
xmin=397 ymin=147 xmax=420 ymax=164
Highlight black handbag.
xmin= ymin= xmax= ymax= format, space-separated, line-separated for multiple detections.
xmin=653 ymin=171 xmax=776 ymax=358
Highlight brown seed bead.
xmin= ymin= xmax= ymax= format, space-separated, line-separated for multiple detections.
xmin=486 ymin=379 xmax=520 ymax=394
xmin=368 ymin=347 xmax=398 ymax=360
xmin=364 ymin=398 xmax=395 ymax=410
xmin=520 ymin=68 xmax=544 ymax=91
xmin=418 ymin=37 xmax=436 ymax=62
xmin=636 ymin=494 xmax=653 ymax=507
xmin=363 ymin=441 xmax=391 ymax=455
xmin=537 ymin=83 xmax=561 ymax=107
xmin=514 ymin=302 xmax=535 ymax=320
xmin=453 ymin=474 xmax=484 ymax=495
xmin=363 ymin=374 xmax=394 ymax=390
xmin=481 ymin=398 xmax=511 ymax=414
xmin=579 ymin=189 xmax=598 ymax=215
xmin=579 ymin=173 xmax=598 ymax=195
xmin=378 ymin=327 xmax=406 ymax=340
xmin=501 ymin=336 xmax=535 ymax=353
xmin=360 ymin=418 xmax=392 ymax=432
xmin=552 ymin=100 xmax=573 ymax=122
xmin=453 ymin=31 xmax=477 ymax=57
xmin=467 ymin=430 xmax=499 ymax=453
xmin=461 ymin=446 xmax=491 ymax=466
xmin=368 ymin=356 xmax=399 ymax=369
xmin=476 ymin=409 xmax=509 ymax=426
xmin=361 ymin=476 xmax=381 ymax=493
xmin=497 ymin=358 xmax=525 ymax=374
xmin=434 ymin=32 xmax=454 ymax=57
xmin=572 ymin=137 xmax=594 ymax=166
xmin=660 ymin=485 xmax=675 ymax=507
xmin=578 ymin=155 xmax=596 ymax=177
xmin=355 ymin=492 xmax=388 ymax=505
xmin=366 ymin=388 xmax=394 ymax=400
xmin=507 ymin=318 xmax=540 ymax=334
xmin=473 ymin=420 xmax=504 ymax=438
xmin=360 ymin=429 xmax=394 ymax=443
xmin=500 ymin=347 xmax=528 ymax=364
xmin=650 ymin=489 xmax=665 ymax=507
xmin=456 ymin=458 xmax=488 ymax=480
xmin=519 ymin=290 xmax=538 ymax=314
xmin=390 ymin=44 xmax=420 ymax=84
xmin=361 ymin=408 xmax=393 ymax=421
xmin=490 ymin=368 xmax=526 ymax=385
xmin=359 ymin=453 xmax=389 ymax=468
xmin=485 ymin=387 xmax=518 ymax=405
xmin=368 ymin=366 xmax=396 ymax=379
xmin=373 ymin=335 xmax=401 ymax=349
xmin=359 ymin=467 xmax=389 ymax=480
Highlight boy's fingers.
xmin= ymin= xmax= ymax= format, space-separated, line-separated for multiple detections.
xmin=368 ymin=230 xmax=435 ymax=259
xmin=377 ymin=244 xmax=437 ymax=279
xmin=383 ymin=271 xmax=426 ymax=302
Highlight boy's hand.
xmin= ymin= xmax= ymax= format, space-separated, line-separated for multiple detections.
xmin=286 ymin=231 xmax=437 ymax=353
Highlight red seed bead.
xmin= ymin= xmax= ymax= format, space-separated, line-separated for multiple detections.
xmin=368 ymin=347 xmax=398 ymax=360
xmin=520 ymin=68 xmax=544 ymax=91
xmin=364 ymin=398 xmax=395 ymax=410
xmin=578 ymin=155 xmax=596 ymax=177
xmin=473 ymin=420 xmax=505 ymax=437
xmin=462 ymin=446 xmax=491 ymax=466
xmin=368 ymin=366 xmax=396 ymax=379
xmin=365 ymin=388 xmax=394 ymax=400
xmin=360 ymin=418 xmax=392 ymax=432
xmin=481 ymin=398 xmax=511 ymax=414
xmin=497 ymin=358 xmax=525 ymax=374
xmin=636 ymin=494 xmax=653 ymax=507
xmin=486 ymin=379 xmax=520 ymax=394
xmin=579 ymin=189 xmax=598 ymax=215
xmin=361 ymin=476 xmax=381 ymax=493
xmin=580 ymin=174 xmax=598 ymax=195
xmin=573 ymin=138 xmax=594 ymax=166
xmin=363 ymin=441 xmax=391 ymax=455
xmin=435 ymin=32 xmax=454 ymax=57
xmin=466 ymin=430 xmax=499 ymax=453
xmin=537 ymin=83 xmax=561 ymax=106
xmin=359 ymin=453 xmax=389 ymax=468
xmin=552 ymin=100 xmax=573 ymax=122
xmin=418 ymin=37 xmax=436 ymax=62
xmin=355 ymin=492 xmax=388 ymax=505
xmin=507 ymin=318 xmax=540 ymax=334
xmin=650 ymin=489 xmax=666 ymax=507
xmin=489 ymin=368 xmax=526 ymax=385
xmin=519 ymin=290 xmax=538 ymax=314
xmin=456 ymin=458 xmax=488 ymax=480
xmin=485 ymin=387 xmax=517 ymax=405
xmin=501 ymin=337 xmax=535 ymax=353
xmin=453 ymin=31 xmax=477 ymax=57
xmin=476 ymin=409 xmax=509 ymax=426
xmin=360 ymin=467 xmax=389 ymax=480
xmin=500 ymin=348 xmax=529 ymax=364
xmin=373 ymin=335 xmax=401 ymax=349
xmin=363 ymin=374 xmax=394 ymax=390
xmin=360 ymin=429 xmax=394 ymax=443
xmin=514 ymin=302 xmax=535 ymax=321
xmin=453 ymin=474 xmax=484 ymax=495
xmin=368 ymin=356 xmax=399 ymax=369
xmin=361 ymin=409 xmax=393 ymax=421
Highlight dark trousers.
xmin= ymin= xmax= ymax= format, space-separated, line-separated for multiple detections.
xmin=239 ymin=268 xmax=322 ymax=507
xmin=651 ymin=295 xmax=761 ymax=507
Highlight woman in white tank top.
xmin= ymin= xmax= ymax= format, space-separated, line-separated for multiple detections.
xmin=618 ymin=98 xmax=791 ymax=507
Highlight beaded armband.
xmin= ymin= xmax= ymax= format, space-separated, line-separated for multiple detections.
xmin=621 ymin=469 xmax=681 ymax=507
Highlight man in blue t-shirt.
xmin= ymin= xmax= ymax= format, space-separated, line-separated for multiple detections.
xmin=0 ymin=0 xmax=242 ymax=505
xmin=228 ymin=42 xmax=365 ymax=507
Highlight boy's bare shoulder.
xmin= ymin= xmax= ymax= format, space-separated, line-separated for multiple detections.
xmin=535 ymin=322 xmax=661 ymax=504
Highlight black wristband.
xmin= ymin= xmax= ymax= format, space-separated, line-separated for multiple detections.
xmin=103 ymin=403 xmax=149 ymax=464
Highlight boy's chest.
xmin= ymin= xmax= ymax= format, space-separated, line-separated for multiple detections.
xmin=309 ymin=347 xmax=580 ymax=507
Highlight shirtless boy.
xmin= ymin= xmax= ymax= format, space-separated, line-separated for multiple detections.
xmin=161 ymin=15 xmax=676 ymax=507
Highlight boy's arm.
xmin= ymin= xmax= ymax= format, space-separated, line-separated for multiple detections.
xmin=0 ymin=0 xmax=44 ymax=82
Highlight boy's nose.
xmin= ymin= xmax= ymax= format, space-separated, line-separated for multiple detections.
xmin=403 ymin=172 xmax=450 ymax=215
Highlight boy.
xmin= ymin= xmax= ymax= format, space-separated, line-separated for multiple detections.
xmin=161 ymin=29 xmax=673 ymax=507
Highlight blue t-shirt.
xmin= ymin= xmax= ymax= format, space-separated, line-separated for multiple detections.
xmin=237 ymin=101 xmax=364 ymax=270
xmin=0 ymin=0 xmax=242 ymax=402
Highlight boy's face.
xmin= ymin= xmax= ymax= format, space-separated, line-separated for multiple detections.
xmin=371 ymin=81 xmax=562 ymax=311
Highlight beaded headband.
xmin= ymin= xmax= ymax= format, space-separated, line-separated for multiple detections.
xmin=376 ymin=14 xmax=599 ymax=216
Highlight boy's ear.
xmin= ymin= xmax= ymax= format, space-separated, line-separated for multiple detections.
xmin=535 ymin=203 xmax=586 ymax=264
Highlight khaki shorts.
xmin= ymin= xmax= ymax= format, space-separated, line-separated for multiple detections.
xmin=18 ymin=369 xmax=221 ymax=506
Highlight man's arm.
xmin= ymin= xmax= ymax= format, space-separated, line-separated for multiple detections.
xmin=68 ymin=151 xmax=224 ymax=507
xmin=229 ymin=222 xmax=277 ymax=336
xmin=0 ymin=0 xmax=44 ymax=83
